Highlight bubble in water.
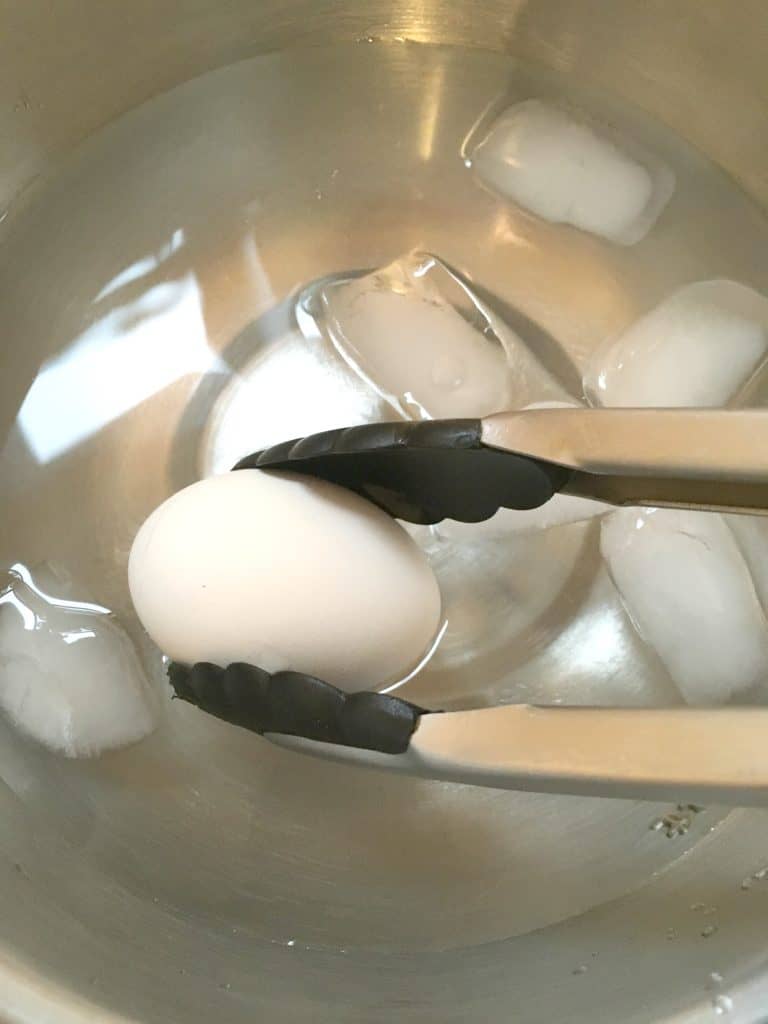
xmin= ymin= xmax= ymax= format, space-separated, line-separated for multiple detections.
xmin=713 ymin=994 xmax=733 ymax=1015
xmin=740 ymin=864 xmax=768 ymax=891
xmin=651 ymin=805 xmax=703 ymax=838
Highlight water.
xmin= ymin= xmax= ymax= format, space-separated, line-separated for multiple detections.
xmin=0 ymin=43 xmax=767 ymax=952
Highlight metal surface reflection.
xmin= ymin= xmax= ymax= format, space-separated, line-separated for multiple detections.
xmin=18 ymin=271 xmax=221 ymax=463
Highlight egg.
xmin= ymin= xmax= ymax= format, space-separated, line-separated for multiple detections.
xmin=128 ymin=469 xmax=442 ymax=692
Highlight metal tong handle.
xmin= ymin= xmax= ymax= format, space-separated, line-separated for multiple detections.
xmin=169 ymin=663 xmax=768 ymax=806
xmin=271 ymin=704 xmax=768 ymax=807
xmin=483 ymin=407 xmax=768 ymax=515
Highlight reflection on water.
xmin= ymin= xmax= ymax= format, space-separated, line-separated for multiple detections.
xmin=94 ymin=228 xmax=185 ymax=302
xmin=18 ymin=268 xmax=222 ymax=464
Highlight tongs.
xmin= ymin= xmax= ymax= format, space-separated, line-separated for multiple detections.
xmin=171 ymin=408 xmax=768 ymax=805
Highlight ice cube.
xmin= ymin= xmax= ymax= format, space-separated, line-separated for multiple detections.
xmin=584 ymin=280 xmax=768 ymax=408
xmin=468 ymin=100 xmax=674 ymax=245
xmin=297 ymin=251 xmax=569 ymax=421
xmin=601 ymin=508 xmax=768 ymax=705
xmin=200 ymin=330 xmax=384 ymax=477
xmin=0 ymin=564 xmax=157 ymax=757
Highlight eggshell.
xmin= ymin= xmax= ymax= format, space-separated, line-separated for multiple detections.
xmin=129 ymin=470 xmax=442 ymax=691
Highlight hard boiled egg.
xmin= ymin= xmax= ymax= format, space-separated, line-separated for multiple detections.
xmin=128 ymin=469 xmax=442 ymax=692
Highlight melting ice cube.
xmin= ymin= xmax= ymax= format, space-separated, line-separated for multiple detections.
xmin=584 ymin=280 xmax=768 ymax=408
xmin=601 ymin=508 xmax=768 ymax=705
xmin=467 ymin=100 xmax=674 ymax=245
xmin=0 ymin=563 xmax=157 ymax=757
xmin=200 ymin=330 xmax=384 ymax=477
xmin=299 ymin=254 xmax=601 ymax=549
xmin=297 ymin=251 xmax=569 ymax=421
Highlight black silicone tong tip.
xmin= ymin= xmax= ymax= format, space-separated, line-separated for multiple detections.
xmin=233 ymin=418 xmax=570 ymax=525
xmin=168 ymin=662 xmax=429 ymax=755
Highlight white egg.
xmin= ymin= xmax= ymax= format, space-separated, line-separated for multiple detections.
xmin=128 ymin=470 xmax=442 ymax=692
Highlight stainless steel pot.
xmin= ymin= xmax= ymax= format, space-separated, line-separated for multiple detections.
xmin=2 ymin=2 xmax=768 ymax=1021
